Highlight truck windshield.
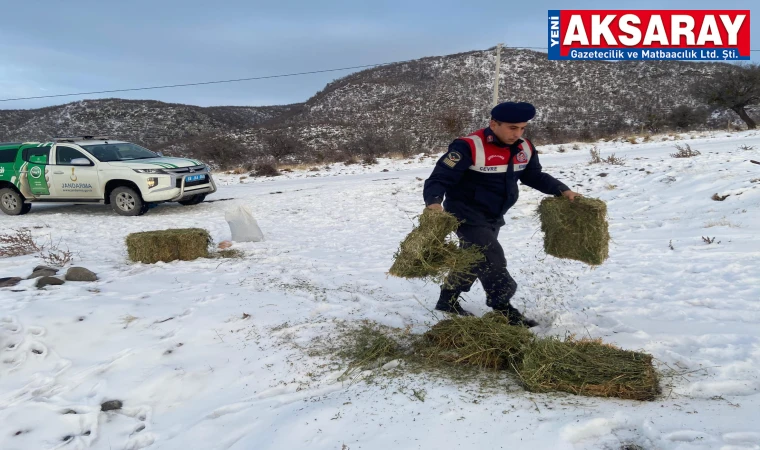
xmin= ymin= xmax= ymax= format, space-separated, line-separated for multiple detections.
xmin=81 ymin=143 xmax=159 ymax=162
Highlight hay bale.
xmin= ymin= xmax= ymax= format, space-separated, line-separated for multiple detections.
xmin=519 ymin=337 xmax=660 ymax=401
xmin=126 ymin=228 xmax=210 ymax=263
xmin=538 ymin=196 xmax=610 ymax=265
xmin=420 ymin=314 xmax=659 ymax=401
xmin=388 ymin=209 xmax=485 ymax=284
xmin=420 ymin=313 xmax=534 ymax=370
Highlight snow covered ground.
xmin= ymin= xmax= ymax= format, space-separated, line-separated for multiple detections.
xmin=1 ymin=130 xmax=759 ymax=450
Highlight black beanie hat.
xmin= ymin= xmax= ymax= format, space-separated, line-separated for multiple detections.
xmin=491 ymin=102 xmax=536 ymax=123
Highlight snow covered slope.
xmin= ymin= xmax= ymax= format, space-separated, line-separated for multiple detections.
xmin=1 ymin=130 xmax=759 ymax=450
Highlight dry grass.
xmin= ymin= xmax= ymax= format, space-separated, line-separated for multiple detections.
xmin=333 ymin=316 xmax=660 ymax=401
xmin=419 ymin=313 xmax=533 ymax=370
xmin=126 ymin=228 xmax=210 ymax=263
xmin=279 ymin=162 xmax=326 ymax=172
xmin=388 ymin=210 xmax=485 ymax=286
xmin=519 ymin=335 xmax=659 ymax=400
xmin=334 ymin=321 xmax=407 ymax=381
xmin=120 ymin=314 xmax=139 ymax=329
xmin=537 ymin=197 xmax=610 ymax=266
xmin=704 ymin=218 xmax=741 ymax=228
xmin=214 ymin=249 xmax=245 ymax=259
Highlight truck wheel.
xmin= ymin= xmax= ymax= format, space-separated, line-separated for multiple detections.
xmin=110 ymin=186 xmax=147 ymax=216
xmin=178 ymin=194 xmax=207 ymax=206
xmin=0 ymin=188 xmax=29 ymax=216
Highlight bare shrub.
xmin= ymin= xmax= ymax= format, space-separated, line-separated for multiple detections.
xmin=0 ymin=229 xmax=74 ymax=266
xmin=666 ymin=105 xmax=708 ymax=130
xmin=671 ymin=143 xmax=701 ymax=158
xmin=39 ymin=243 xmax=74 ymax=267
xmin=388 ymin=131 xmax=418 ymax=158
xmin=437 ymin=107 xmax=470 ymax=141
xmin=262 ymin=130 xmax=302 ymax=163
xmin=251 ymin=161 xmax=280 ymax=177
xmin=165 ymin=134 xmax=250 ymax=170
xmin=0 ymin=229 xmax=39 ymax=258
xmin=588 ymin=147 xmax=602 ymax=164
xmin=603 ymin=153 xmax=626 ymax=165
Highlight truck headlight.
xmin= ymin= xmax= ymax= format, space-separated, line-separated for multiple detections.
xmin=147 ymin=177 xmax=158 ymax=189
xmin=134 ymin=168 xmax=168 ymax=174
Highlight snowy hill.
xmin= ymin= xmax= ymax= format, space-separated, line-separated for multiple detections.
xmin=0 ymin=98 xmax=299 ymax=145
xmin=1 ymin=48 xmax=749 ymax=159
xmin=1 ymin=130 xmax=759 ymax=450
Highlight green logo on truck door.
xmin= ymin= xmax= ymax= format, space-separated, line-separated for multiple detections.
xmin=15 ymin=145 xmax=52 ymax=197
xmin=25 ymin=162 xmax=50 ymax=196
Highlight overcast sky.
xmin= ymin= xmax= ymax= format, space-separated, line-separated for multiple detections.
xmin=0 ymin=0 xmax=757 ymax=110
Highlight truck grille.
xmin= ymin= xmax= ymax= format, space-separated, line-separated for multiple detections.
xmin=165 ymin=165 xmax=205 ymax=174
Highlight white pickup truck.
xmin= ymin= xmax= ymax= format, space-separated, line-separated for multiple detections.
xmin=0 ymin=136 xmax=217 ymax=216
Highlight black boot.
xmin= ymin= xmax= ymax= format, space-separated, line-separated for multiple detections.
xmin=493 ymin=304 xmax=538 ymax=328
xmin=435 ymin=289 xmax=474 ymax=317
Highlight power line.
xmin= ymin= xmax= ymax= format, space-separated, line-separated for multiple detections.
xmin=0 ymin=62 xmax=403 ymax=103
xmin=1 ymin=45 xmax=758 ymax=103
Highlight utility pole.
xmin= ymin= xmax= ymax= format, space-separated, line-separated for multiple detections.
xmin=492 ymin=43 xmax=503 ymax=107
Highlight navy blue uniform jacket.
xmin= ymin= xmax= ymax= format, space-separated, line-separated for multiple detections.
xmin=423 ymin=128 xmax=569 ymax=227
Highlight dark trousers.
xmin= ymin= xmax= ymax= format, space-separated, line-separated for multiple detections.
xmin=440 ymin=224 xmax=517 ymax=310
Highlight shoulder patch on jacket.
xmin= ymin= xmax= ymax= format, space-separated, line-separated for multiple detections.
xmin=448 ymin=151 xmax=462 ymax=162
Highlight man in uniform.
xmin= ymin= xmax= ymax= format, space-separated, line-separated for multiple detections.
xmin=423 ymin=101 xmax=581 ymax=327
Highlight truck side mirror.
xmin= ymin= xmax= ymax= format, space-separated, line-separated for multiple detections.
xmin=70 ymin=158 xmax=93 ymax=166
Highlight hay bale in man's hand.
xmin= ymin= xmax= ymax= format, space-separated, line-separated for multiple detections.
xmin=126 ymin=228 xmax=211 ymax=263
xmin=388 ymin=209 xmax=484 ymax=285
xmin=538 ymin=196 xmax=609 ymax=265
xmin=518 ymin=336 xmax=660 ymax=401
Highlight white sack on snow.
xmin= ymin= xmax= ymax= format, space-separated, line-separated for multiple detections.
xmin=225 ymin=205 xmax=264 ymax=242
